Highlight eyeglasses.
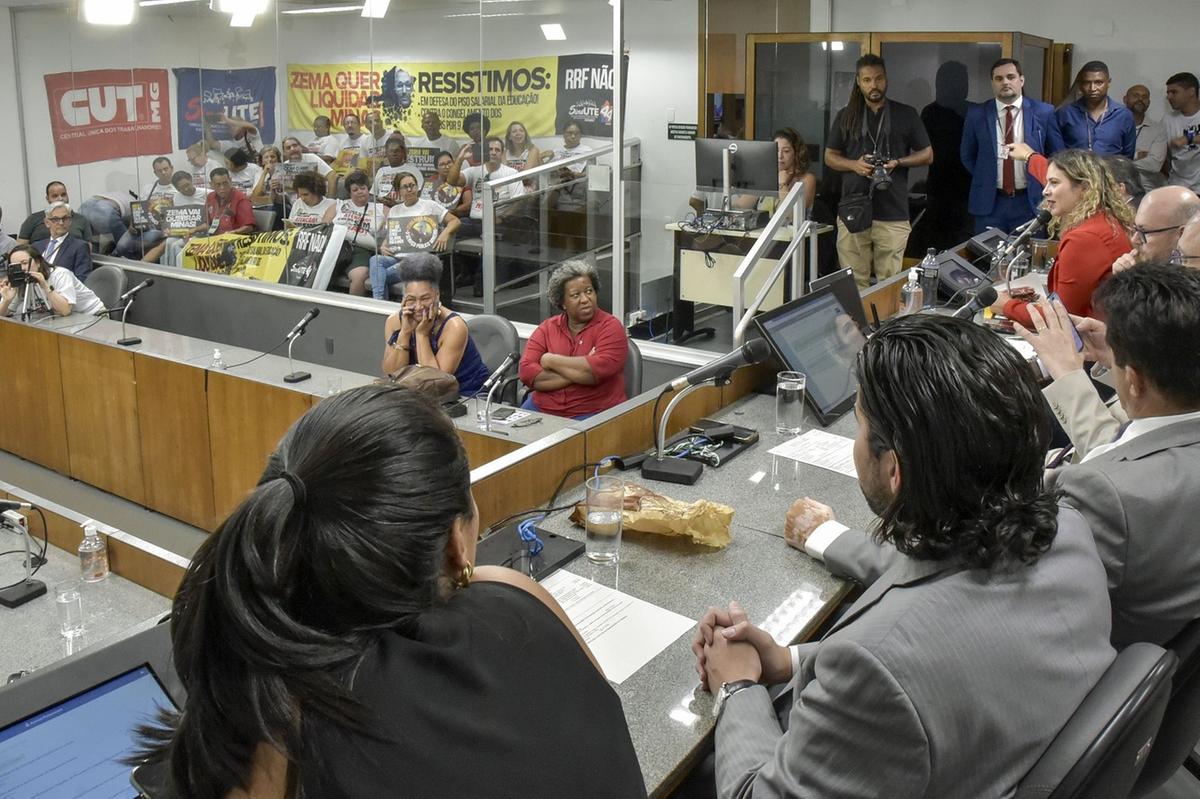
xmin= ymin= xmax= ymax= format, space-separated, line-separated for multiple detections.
xmin=1169 ymin=249 xmax=1200 ymax=265
xmin=46 ymin=215 xmax=72 ymax=223
xmin=1131 ymin=223 xmax=1184 ymax=245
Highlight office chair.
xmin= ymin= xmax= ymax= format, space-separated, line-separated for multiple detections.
xmin=465 ymin=313 xmax=520 ymax=404
xmin=84 ymin=265 xmax=127 ymax=317
xmin=1132 ymin=617 xmax=1200 ymax=796
xmin=1014 ymin=642 xmax=1177 ymax=799
xmin=625 ymin=339 xmax=643 ymax=398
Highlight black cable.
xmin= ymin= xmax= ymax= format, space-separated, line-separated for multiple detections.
xmin=0 ymin=507 xmax=50 ymax=592
xmin=223 ymin=334 xmax=291 ymax=370
xmin=480 ymin=460 xmax=604 ymax=539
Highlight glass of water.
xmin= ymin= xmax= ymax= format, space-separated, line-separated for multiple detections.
xmin=55 ymin=580 xmax=85 ymax=639
xmin=775 ymin=371 xmax=807 ymax=435
xmin=584 ymin=474 xmax=624 ymax=563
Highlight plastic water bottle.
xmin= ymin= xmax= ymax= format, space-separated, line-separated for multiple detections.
xmin=919 ymin=248 xmax=940 ymax=308
xmin=899 ymin=269 xmax=924 ymax=315
xmin=78 ymin=521 xmax=109 ymax=582
xmin=210 ymin=348 xmax=226 ymax=370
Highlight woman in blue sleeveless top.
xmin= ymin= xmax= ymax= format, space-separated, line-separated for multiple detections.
xmin=381 ymin=254 xmax=490 ymax=395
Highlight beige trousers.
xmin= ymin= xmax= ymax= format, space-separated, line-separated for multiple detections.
xmin=836 ymin=219 xmax=912 ymax=288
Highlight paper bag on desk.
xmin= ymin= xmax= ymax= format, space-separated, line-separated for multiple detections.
xmin=570 ymin=483 xmax=734 ymax=548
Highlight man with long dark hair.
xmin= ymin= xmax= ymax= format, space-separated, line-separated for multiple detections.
xmin=692 ymin=315 xmax=1114 ymax=798
xmin=825 ymin=54 xmax=933 ymax=288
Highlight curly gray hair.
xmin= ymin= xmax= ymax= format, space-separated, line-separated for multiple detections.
xmin=547 ymin=260 xmax=600 ymax=310
xmin=398 ymin=253 xmax=443 ymax=290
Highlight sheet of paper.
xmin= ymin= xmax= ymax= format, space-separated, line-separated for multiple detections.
xmin=541 ymin=570 xmax=695 ymax=684
xmin=768 ymin=429 xmax=858 ymax=479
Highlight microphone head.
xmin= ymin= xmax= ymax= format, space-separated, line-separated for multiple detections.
xmin=743 ymin=337 xmax=771 ymax=362
xmin=975 ymin=285 xmax=999 ymax=307
xmin=1035 ymin=208 xmax=1052 ymax=226
xmin=309 ymin=307 xmax=320 ymax=319
xmin=143 ymin=278 xmax=154 ymax=288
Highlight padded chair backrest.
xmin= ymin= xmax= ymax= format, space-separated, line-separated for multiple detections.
xmin=1015 ymin=642 xmax=1177 ymax=799
xmin=625 ymin=339 xmax=642 ymax=398
xmin=465 ymin=314 xmax=520 ymax=374
xmin=253 ymin=209 xmax=276 ymax=232
xmin=84 ymin=265 xmax=126 ymax=312
xmin=1132 ymin=617 xmax=1200 ymax=796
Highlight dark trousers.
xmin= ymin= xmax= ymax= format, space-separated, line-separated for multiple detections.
xmin=974 ymin=191 xmax=1035 ymax=234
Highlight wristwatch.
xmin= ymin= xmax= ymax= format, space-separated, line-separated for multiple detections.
xmin=713 ymin=679 xmax=758 ymax=718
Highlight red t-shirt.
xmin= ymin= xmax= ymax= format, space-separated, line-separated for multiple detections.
xmin=1003 ymin=155 xmax=1132 ymax=326
xmin=205 ymin=189 xmax=256 ymax=235
xmin=519 ymin=309 xmax=628 ymax=417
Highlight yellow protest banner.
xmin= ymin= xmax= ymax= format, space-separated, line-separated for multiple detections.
xmin=180 ymin=230 xmax=295 ymax=283
xmin=287 ymin=57 xmax=558 ymax=139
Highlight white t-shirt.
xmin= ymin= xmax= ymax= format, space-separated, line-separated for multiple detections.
xmin=410 ymin=134 xmax=458 ymax=154
xmin=330 ymin=132 xmax=376 ymax=175
xmin=384 ymin=199 xmax=448 ymax=253
xmin=460 ymin=164 xmax=525 ymax=219
xmin=1165 ymin=108 xmax=1200 ymax=191
xmin=141 ymin=180 xmax=175 ymax=203
xmin=365 ymin=130 xmax=399 ymax=161
xmin=228 ymin=163 xmax=264 ymax=195
xmin=372 ymin=164 xmax=425 ymax=200
xmin=289 ymin=196 xmax=336 ymax=226
xmin=552 ymin=143 xmax=594 ymax=174
xmin=172 ymin=188 xmax=211 ymax=208
xmin=8 ymin=266 xmax=105 ymax=317
xmin=334 ymin=199 xmax=385 ymax=250
xmin=308 ymin=134 xmax=340 ymax=158
xmin=189 ymin=157 xmax=225 ymax=190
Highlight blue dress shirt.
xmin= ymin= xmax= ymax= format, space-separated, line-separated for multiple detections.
xmin=1055 ymin=99 xmax=1136 ymax=157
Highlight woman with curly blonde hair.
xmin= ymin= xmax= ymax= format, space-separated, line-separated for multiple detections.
xmin=993 ymin=144 xmax=1133 ymax=325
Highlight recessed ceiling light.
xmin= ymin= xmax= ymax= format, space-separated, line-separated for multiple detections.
xmin=361 ymin=0 xmax=389 ymax=17
xmin=138 ymin=0 xmax=194 ymax=7
xmin=83 ymin=0 xmax=135 ymax=24
xmin=541 ymin=22 xmax=565 ymax=40
xmin=281 ymin=4 xmax=361 ymax=13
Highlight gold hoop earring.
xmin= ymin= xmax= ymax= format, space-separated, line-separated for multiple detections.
xmin=455 ymin=563 xmax=474 ymax=589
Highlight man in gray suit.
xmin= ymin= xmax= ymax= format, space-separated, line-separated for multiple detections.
xmin=692 ymin=315 xmax=1115 ymax=799
xmin=1044 ymin=264 xmax=1200 ymax=648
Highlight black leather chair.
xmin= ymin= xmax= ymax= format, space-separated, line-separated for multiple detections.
xmin=1014 ymin=642 xmax=1177 ymax=799
xmin=1132 ymin=617 xmax=1200 ymax=796
xmin=624 ymin=340 xmax=643 ymax=399
xmin=465 ymin=313 xmax=520 ymax=403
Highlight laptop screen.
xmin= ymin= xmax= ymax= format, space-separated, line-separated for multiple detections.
xmin=756 ymin=290 xmax=866 ymax=422
xmin=0 ymin=664 xmax=176 ymax=798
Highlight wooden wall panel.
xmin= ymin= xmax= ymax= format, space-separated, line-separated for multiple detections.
xmin=458 ymin=431 xmax=522 ymax=471
xmin=58 ymin=337 xmax=145 ymax=505
xmin=207 ymin=373 xmax=314 ymax=523
xmin=0 ymin=321 xmax=69 ymax=474
xmin=472 ymin=435 xmax=587 ymax=531
xmin=135 ymin=355 xmax=217 ymax=531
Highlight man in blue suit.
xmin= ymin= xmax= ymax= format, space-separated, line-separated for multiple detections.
xmin=34 ymin=202 xmax=93 ymax=281
xmin=961 ymin=58 xmax=1065 ymax=234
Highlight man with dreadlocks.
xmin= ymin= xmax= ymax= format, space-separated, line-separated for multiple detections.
xmin=826 ymin=54 xmax=933 ymax=288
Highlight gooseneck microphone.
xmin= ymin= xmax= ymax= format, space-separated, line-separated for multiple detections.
xmin=117 ymin=279 xmax=156 ymax=347
xmin=1001 ymin=209 xmax=1052 ymax=258
xmin=668 ymin=338 xmax=771 ymax=392
xmin=283 ymin=307 xmax=321 ymax=384
xmin=951 ymin=285 xmax=999 ymax=320
xmin=479 ymin=352 xmax=518 ymax=395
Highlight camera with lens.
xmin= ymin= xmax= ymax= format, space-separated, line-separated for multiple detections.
xmin=865 ymin=153 xmax=892 ymax=192
xmin=4 ymin=260 xmax=30 ymax=289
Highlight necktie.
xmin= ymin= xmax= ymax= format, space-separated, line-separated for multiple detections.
xmin=1002 ymin=106 xmax=1016 ymax=196
xmin=43 ymin=238 xmax=60 ymax=263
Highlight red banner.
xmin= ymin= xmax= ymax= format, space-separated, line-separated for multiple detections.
xmin=44 ymin=69 xmax=172 ymax=166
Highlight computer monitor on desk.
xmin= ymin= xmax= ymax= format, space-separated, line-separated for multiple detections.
xmin=694 ymin=138 xmax=779 ymax=201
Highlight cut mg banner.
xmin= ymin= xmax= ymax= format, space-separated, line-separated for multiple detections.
xmin=44 ymin=69 xmax=171 ymax=166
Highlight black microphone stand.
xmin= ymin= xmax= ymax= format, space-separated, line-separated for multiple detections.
xmin=283 ymin=327 xmax=311 ymax=383
xmin=641 ymin=370 xmax=734 ymax=486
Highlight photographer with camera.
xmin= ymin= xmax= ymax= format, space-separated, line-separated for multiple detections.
xmin=826 ymin=54 xmax=933 ymax=288
xmin=0 ymin=244 xmax=104 ymax=319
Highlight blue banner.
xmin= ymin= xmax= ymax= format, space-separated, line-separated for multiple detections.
xmin=174 ymin=67 xmax=276 ymax=150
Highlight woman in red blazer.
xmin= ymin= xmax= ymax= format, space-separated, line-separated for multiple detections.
xmin=992 ymin=145 xmax=1133 ymax=326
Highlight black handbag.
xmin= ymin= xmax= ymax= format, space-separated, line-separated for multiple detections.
xmin=837 ymin=192 xmax=874 ymax=233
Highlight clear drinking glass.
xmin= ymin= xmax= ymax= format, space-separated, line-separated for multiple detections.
xmin=325 ymin=375 xmax=343 ymax=396
xmin=775 ymin=371 xmax=807 ymax=435
xmin=55 ymin=580 xmax=85 ymax=639
xmin=473 ymin=391 xmax=492 ymax=430
xmin=584 ymin=474 xmax=624 ymax=563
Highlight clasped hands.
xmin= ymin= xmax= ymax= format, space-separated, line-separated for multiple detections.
xmin=693 ymin=497 xmax=835 ymax=693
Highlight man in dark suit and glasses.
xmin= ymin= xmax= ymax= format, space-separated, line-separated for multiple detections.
xmin=690 ymin=314 xmax=1115 ymax=799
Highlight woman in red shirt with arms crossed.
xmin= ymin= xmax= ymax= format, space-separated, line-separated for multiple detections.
xmin=520 ymin=261 xmax=628 ymax=419
xmin=993 ymin=145 xmax=1133 ymax=325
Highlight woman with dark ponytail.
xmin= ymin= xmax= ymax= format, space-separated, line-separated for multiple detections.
xmin=133 ymin=385 xmax=645 ymax=798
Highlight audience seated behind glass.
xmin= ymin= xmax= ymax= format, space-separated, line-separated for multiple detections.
xmin=380 ymin=254 xmax=488 ymax=394
xmin=286 ymin=172 xmax=336 ymax=227
xmin=225 ymin=148 xmax=264 ymax=198
xmin=250 ymin=145 xmax=284 ymax=209
xmin=424 ymin=150 xmax=472 ymax=218
xmin=306 ymin=115 xmax=338 ymax=164
xmin=0 ymin=244 xmax=104 ymax=318
xmin=371 ymin=136 xmax=424 ymax=208
xmin=129 ymin=385 xmax=646 ymax=798
xmin=504 ymin=120 xmax=542 ymax=173
xmin=333 ymin=169 xmax=384 ymax=297
xmin=369 ymin=173 xmax=460 ymax=301
xmin=17 ymin=181 xmax=93 ymax=246
xmin=278 ymin=135 xmax=337 ymax=200
xmin=519 ymin=261 xmax=628 ymax=419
